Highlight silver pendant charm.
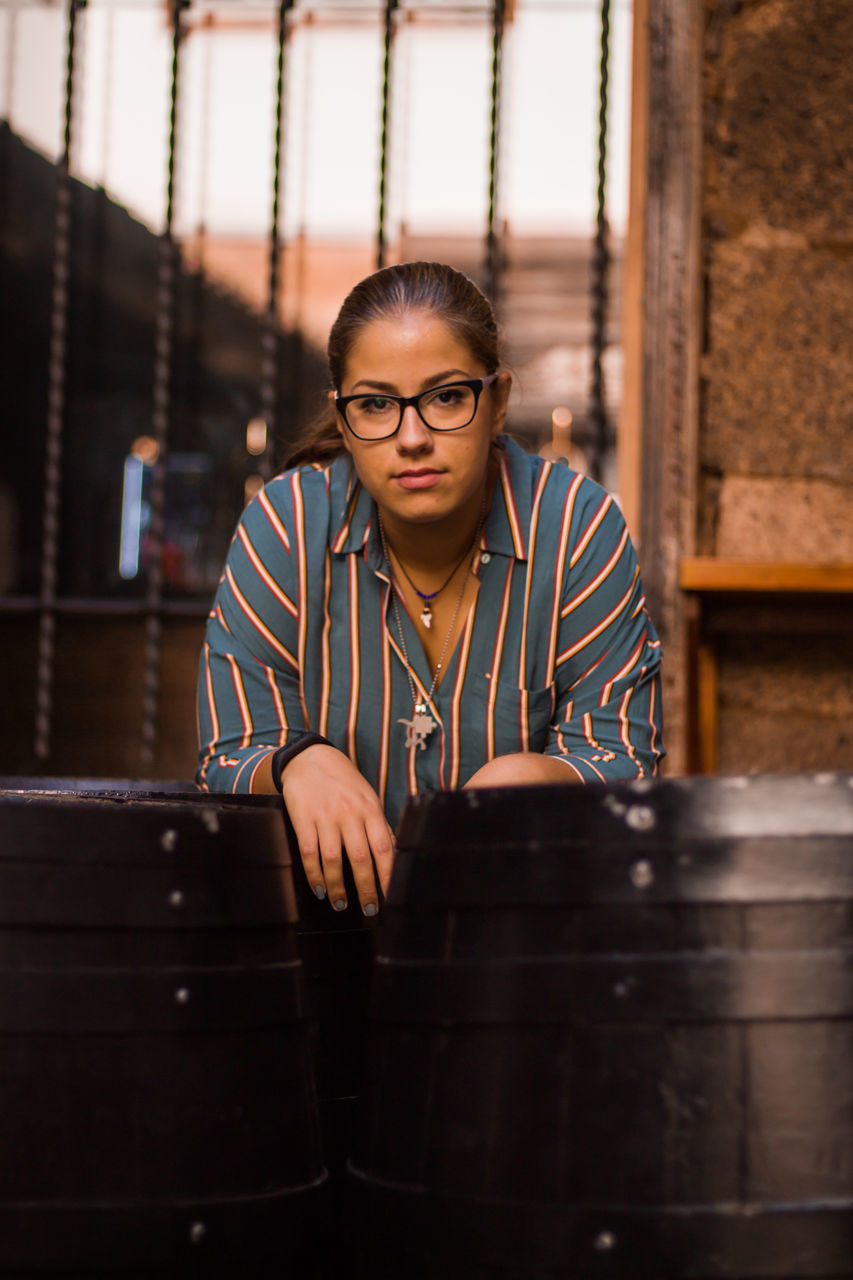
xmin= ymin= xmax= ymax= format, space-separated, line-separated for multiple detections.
xmin=420 ymin=601 xmax=433 ymax=629
xmin=398 ymin=704 xmax=436 ymax=750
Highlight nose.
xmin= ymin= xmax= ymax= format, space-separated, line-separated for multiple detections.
xmin=395 ymin=403 xmax=433 ymax=452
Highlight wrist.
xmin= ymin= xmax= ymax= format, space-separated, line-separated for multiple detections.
xmin=270 ymin=733 xmax=332 ymax=793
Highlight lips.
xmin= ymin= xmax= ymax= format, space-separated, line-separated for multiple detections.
xmin=395 ymin=468 xmax=443 ymax=490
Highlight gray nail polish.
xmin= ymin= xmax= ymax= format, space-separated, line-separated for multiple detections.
xmin=333 ymin=898 xmax=347 ymax=912
xmin=313 ymin=885 xmax=326 ymax=900
xmin=364 ymin=903 xmax=378 ymax=918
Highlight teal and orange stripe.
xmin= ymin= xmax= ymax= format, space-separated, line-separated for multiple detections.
xmin=257 ymin=488 xmax=291 ymax=553
xmin=291 ymin=473 xmax=311 ymax=727
xmin=516 ymin=459 xmax=551 ymax=690
xmin=224 ymin=564 xmax=299 ymax=670
xmin=448 ymin=604 xmax=477 ymax=789
xmin=318 ymin=547 xmax=333 ymax=739
xmin=237 ymin=525 xmax=297 ymax=617
xmin=377 ymin=588 xmax=393 ymax=810
xmin=485 ymin=563 xmax=514 ymax=758
xmin=346 ymin=554 xmax=360 ymax=763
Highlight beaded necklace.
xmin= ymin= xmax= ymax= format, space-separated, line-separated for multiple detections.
xmin=389 ymin=539 xmax=475 ymax=629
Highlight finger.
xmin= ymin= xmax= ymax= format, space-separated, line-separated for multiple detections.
xmin=366 ymin=819 xmax=396 ymax=896
xmin=315 ymin=825 xmax=347 ymax=911
xmin=286 ymin=812 xmax=326 ymax=901
xmin=341 ymin=826 xmax=382 ymax=916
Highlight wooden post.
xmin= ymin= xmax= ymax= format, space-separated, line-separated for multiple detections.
xmin=616 ymin=0 xmax=648 ymax=543
xmin=622 ymin=0 xmax=704 ymax=775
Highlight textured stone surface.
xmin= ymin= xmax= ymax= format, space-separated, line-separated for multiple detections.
xmin=715 ymin=475 xmax=853 ymax=560
xmin=719 ymin=633 xmax=853 ymax=717
xmin=682 ymin=2 xmax=853 ymax=778
xmin=716 ymin=708 xmax=853 ymax=775
xmin=701 ymin=242 xmax=853 ymax=482
xmin=715 ymin=631 xmax=853 ymax=774
xmin=706 ymin=0 xmax=853 ymax=240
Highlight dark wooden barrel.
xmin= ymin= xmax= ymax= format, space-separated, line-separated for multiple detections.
xmin=277 ymin=804 xmax=378 ymax=1277
xmin=347 ymin=772 xmax=853 ymax=1279
xmin=0 ymin=785 xmax=328 ymax=1276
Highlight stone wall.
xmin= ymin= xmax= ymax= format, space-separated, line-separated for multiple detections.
xmin=700 ymin=0 xmax=853 ymax=772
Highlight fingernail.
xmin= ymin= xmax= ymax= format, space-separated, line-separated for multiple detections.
xmin=364 ymin=903 xmax=378 ymax=918
xmin=333 ymin=898 xmax=347 ymax=912
xmin=313 ymin=885 xmax=326 ymax=900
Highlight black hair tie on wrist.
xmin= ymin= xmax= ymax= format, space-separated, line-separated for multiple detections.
xmin=270 ymin=733 xmax=331 ymax=794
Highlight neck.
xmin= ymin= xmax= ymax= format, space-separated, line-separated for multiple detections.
xmin=377 ymin=476 xmax=493 ymax=575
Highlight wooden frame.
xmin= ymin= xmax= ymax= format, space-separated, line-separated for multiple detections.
xmin=619 ymin=0 xmax=705 ymax=775
xmin=680 ymin=559 xmax=853 ymax=773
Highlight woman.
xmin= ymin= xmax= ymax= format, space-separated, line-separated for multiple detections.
xmin=197 ymin=261 xmax=664 ymax=915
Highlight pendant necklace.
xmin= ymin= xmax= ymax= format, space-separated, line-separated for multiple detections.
xmin=387 ymin=538 xmax=475 ymax=629
xmin=378 ymin=503 xmax=485 ymax=751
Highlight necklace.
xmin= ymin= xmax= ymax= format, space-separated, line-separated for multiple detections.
xmin=390 ymin=540 xmax=474 ymax=629
xmin=377 ymin=502 xmax=485 ymax=751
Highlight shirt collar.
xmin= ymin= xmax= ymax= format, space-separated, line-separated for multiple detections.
xmin=482 ymin=436 xmax=529 ymax=561
xmin=329 ymin=455 xmax=379 ymax=564
xmin=328 ymin=434 xmax=531 ymax=565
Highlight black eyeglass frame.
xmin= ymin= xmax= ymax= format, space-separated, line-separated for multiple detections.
xmin=334 ymin=373 xmax=500 ymax=441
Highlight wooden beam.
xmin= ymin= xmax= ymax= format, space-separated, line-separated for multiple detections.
xmin=635 ymin=0 xmax=705 ymax=776
xmin=680 ymin=558 xmax=853 ymax=594
xmin=616 ymin=0 xmax=649 ymax=542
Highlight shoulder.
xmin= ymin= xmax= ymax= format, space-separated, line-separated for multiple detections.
xmin=239 ymin=455 xmax=353 ymax=545
xmin=498 ymin=434 xmax=620 ymax=534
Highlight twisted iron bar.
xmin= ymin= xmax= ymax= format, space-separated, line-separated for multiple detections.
xmin=588 ymin=0 xmax=611 ymax=482
xmin=141 ymin=0 xmax=188 ymax=768
xmin=484 ymin=0 xmax=505 ymax=307
xmin=376 ymin=0 xmax=398 ymax=270
xmin=260 ymin=0 xmax=293 ymax=480
xmin=35 ymin=0 xmax=85 ymax=762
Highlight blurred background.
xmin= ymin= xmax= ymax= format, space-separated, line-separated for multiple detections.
xmin=1 ymin=0 xmax=851 ymax=784
xmin=1 ymin=0 xmax=629 ymax=778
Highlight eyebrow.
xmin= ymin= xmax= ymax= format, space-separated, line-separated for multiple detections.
xmin=349 ymin=369 xmax=473 ymax=394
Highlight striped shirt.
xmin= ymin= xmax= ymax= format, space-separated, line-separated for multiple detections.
xmin=197 ymin=436 xmax=664 ymax=825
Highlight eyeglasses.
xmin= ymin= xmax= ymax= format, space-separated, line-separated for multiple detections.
xmin=334 ymin=373 xmax=499 ymax=442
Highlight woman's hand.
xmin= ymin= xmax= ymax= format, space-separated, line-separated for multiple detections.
xmin=279 ymin=744 xmax=396 ymax=916
xmin=463 ymin=752 xmax=579 ymax=789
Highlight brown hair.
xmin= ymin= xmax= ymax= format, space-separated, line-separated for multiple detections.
xmin=283 ymin=261 xmax=503 ymax=469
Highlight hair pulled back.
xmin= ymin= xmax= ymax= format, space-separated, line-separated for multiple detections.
xmin=284 ymin=261 xmax=502 ymax=468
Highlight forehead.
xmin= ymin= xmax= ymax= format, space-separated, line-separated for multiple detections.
xmin=342 ymin=309 xmax=478 ymax=387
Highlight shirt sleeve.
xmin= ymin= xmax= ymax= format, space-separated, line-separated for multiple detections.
xmin=544 ymin=480 xmax=665 ymax=782
xmin=196 ymin=477 xmax=315 ymax=793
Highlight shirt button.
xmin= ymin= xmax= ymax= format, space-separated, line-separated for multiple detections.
xmin=481 ymin=552 xmax=491 ymax=564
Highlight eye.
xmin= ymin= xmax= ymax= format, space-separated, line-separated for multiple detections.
xmin=424 ymin=384 xmax=466 ymax=408
xmin=360 ymin=396 xmax=393 ymax=414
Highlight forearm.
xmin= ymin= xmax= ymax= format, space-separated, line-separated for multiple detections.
xmin=249 ymin=752 xmax=278 ymax=794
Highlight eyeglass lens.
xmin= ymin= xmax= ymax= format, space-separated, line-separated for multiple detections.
xmin=345 ymin=383 xmax=478 ymax=439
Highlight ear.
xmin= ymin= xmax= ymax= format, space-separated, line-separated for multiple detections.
xmin=330 ymin=390 xmax=352 ymax=454
xmin=489 ymin=372 xmax=512 ymax=441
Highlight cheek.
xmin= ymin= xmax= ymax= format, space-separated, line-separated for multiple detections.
xmin=345 ymin=442 xmax=381 ymax=490
xmin=332 ymin=411 xmax=348 ymax=445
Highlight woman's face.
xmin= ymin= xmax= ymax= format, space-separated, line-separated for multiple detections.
xmin=333 ymin=308 xmax=510 ymax=531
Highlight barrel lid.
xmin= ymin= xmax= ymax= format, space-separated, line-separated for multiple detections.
xmin=0 ymin=788 xmax=288 ymax=868
xmin=397 ymin=772 xmax=853 ymax=849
